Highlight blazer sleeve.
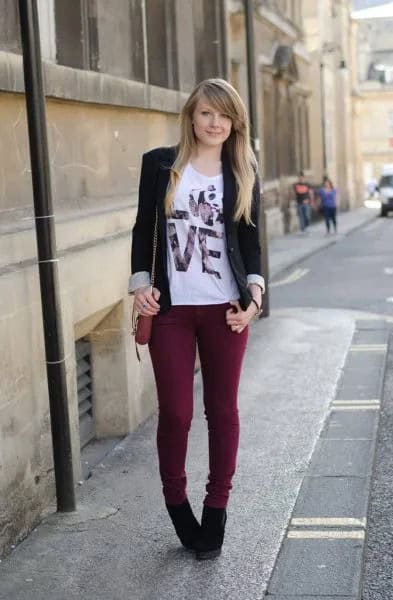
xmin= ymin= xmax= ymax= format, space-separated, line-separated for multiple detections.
xmin=238 ymin=175 xmax=263 ymax=277
xmin=131 ymin=151 xmax=158 ymax=275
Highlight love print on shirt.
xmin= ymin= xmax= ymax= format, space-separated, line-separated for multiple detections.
xmin=168 ymin=186 xmax=224 ymax=279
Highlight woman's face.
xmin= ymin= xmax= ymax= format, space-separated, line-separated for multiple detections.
xmin=192 ymin=98 xmax=232 ymax=148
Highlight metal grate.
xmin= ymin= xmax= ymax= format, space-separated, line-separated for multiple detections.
xmin=75 ymin=339 xmax=95 ymax=448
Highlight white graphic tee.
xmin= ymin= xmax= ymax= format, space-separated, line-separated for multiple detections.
xmin=167 ymin=163 xmax=240 ymax=305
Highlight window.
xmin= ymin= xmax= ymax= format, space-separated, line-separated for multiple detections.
xmin=296 ymin=100 xmax=310 ymax=172
xmin=145 ymin=0 xmax=178 ymax=89
xmin=55 ymin=0 xmax=98 ymax=70
xmin=54 ymin=0 xmax=145 ymax=80
xmin=263 ymin=79 xmax=278 ymax=180
xmin=379 ymin=175 xmax=393 ymax=187
xmin=304 ymin=104 xmax=310 ymax=169
xmin=94 ymin=0 xmax=144 ymax=80
xmin=0 ymin=0 xmax=21 ymax=53
xmin=193 ymin=0 xmax=225 ymax=82
xmin=129 ymin=0 xmax=145 ymax=82
xmin=277 ymin=86 xmax=290 ymax=175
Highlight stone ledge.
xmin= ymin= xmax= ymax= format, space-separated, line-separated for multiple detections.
xmin=0 ymin=51 xmax=188 ymax=114
xmin=0 ymin=203 xmax=134 ymax=273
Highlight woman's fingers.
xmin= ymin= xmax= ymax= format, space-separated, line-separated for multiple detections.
xmin=134 ymin=287 xmax=160 ymax=315
xmin=231 ymin=324 xmax=245 ymax=334
xmin=226 ymin=301 xmax=254 ymax=333
xmin=226 ymin=308 xmax=240 ymax=325
xmin=152 ymin=287 xmax=161 ymax=302
xmin=229 ymin=300 xmax=241 ymax=312
xmin=140 ymin=303 xmax=158 ymax=317
xmin=144 ymin=290 xmax=160 ymax=309
xmin=134 ymin=301 xmax=157 ymax=317
xmin=226 ymin=308 xmax=247 ymax=334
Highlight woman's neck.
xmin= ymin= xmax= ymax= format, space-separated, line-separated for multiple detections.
xmin=192 ymin=142 xmax=222 ymax=164
xmin=190 ymin=143 xmax=223 ymax=177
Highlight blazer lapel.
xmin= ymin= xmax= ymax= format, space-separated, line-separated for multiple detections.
xmin=156 ymin=147 xmax=176 ymax=203
xmin=222 ymin=148 xmax=236 ymax=230
xmin=156 ymin=147 xmax=177 ymax=268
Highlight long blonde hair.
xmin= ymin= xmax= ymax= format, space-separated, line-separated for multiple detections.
xmin=165 ymin=78 xmax=258 ymax=224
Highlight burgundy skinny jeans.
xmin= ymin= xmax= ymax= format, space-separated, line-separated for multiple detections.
xmin=149 ymin=303 xmax=248 ymax=509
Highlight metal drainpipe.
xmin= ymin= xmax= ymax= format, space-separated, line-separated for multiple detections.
xmin=18 ymin=0 xmax=76 ymax=512
xmin=320 ymin=59 xmax=328 ymax=175
xmin=244 ymin=0 xmax=270 ymax=317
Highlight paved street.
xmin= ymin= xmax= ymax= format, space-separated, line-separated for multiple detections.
xmin=271 ymin=212 xmax=393 ymax=599
xmin=0 ymin=208 xmax=392 ymax=600
xmin=270 ymin=215 xmax=393 ymax=318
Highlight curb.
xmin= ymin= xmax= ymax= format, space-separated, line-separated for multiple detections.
xmin=269 ymin=212 xmax=378 ymax=280
xmin=263 ymin=319 xmax=389 ymax=599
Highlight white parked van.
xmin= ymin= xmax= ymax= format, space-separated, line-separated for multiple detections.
xmin=378 ymin=165 xmax=393 ymax=217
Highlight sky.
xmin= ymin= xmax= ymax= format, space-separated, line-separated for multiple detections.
xmin=352 ymin=0 xmax=392 ymax=9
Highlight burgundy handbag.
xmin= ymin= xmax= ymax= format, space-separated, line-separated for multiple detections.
xmin=131 ymin=207 xmax=158 ymax=358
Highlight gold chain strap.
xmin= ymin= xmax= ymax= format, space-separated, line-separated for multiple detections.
xmin=150 ymin=206 xmax=158 ymax=290
xmin=131 ymin=207 xmax=158 ymax=338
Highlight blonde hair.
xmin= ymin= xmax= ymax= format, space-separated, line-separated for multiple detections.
xmin=165 ymin=78 xmax=258 ymax=224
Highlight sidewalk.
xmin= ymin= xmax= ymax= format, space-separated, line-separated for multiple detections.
xmin=0 ymin=206 xmax=380 ymax=600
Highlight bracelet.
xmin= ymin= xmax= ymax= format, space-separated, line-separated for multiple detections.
xmin=250 ymin=298 xmax=262 ymax=316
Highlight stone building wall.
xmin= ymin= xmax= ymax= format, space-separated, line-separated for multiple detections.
xmin=352 ymin=11 xmax=393 ymax=183
xmin=228 ymin=0 xmax=312 ymax=236
xmin=302 ymin=0 xmax=362 ymax=209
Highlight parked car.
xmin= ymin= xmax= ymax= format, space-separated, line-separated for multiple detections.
xmin=378 ymin=168 xmax=393 ymax=217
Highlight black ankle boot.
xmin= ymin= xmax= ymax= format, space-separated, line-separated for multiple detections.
xmin=166 ymin=499 xmax=201 ymax=550
xmin=195 ymin=505 xmax=227 ymax=560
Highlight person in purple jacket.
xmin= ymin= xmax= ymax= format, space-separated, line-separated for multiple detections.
xmin=319 ymin=177 xmax=337 ymax=234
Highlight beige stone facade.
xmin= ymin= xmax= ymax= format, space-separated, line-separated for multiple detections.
xmin=302 ymin=0 xmax=363 ymax=210
xmin=352 ymin=9 xmax=393 ymax=185
xmin=229 ymin=0 xmax=312 ymax=236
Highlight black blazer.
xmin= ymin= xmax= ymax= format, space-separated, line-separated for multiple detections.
xmin=131 ymin=146 xmax=262 ymax=313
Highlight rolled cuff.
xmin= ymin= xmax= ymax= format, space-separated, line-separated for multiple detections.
xmin=128 ymin=271 xmax=150 ymax=294
xmin=247 ymin=274 xmax=265 ymax=294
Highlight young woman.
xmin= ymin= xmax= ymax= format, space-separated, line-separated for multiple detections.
xmin=129 ymin=78 xmax=265 ymax=560
xmin=319 ymin=177 xmax=338 ymax=234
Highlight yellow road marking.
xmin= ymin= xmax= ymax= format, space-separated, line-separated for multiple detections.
xmin=332 ymin=400 xmax=380 ymax=405
xmin=287 ymin=530 xmax=365 ymax=540
xmin=291 ymin=517 xmax=366 ymax=528
xmin=331 ymin=405 xmax=379 ymax=411
xmin=349 ymin=344 xmax=387 ymax=352
xmin=271 ymin=268 xmax=309 ymax=288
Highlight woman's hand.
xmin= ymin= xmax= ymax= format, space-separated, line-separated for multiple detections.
xmin=133 ymin=286 xmax=161 ymax=316
xmin=226 ymin=300 xmax=259 ymax=334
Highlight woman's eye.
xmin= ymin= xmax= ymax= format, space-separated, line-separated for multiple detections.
xmin=201 ymin=111 xmax=210 ymax=116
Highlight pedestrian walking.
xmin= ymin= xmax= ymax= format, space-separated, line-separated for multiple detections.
xmin=293 ymin=172 xmax=313 ymax=232
xmin=129 ymin=78 xmax=265 ymax=560
xmin=318 ymin=177 xmax=338 ymax=234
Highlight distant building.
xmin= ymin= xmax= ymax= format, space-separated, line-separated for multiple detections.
xmin=301 ymin=0 xmax=363 ymax=209
xmin=352 ymin=2 xmax=393 ymax=183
